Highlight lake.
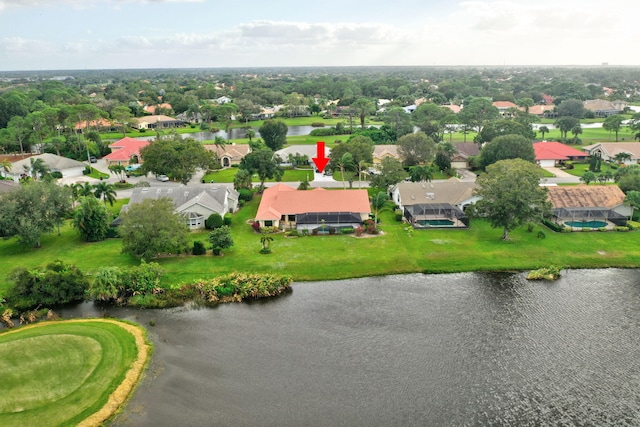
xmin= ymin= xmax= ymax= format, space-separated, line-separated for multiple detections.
xmin=64 ymin=269 xmax=640 ymax=426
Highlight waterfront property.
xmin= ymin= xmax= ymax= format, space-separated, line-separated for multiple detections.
xmin=255 ymin=183 xmax=370 ymax=232
xmin=546 ymin=185 xmax=630 ymax=229
xmin=115 ymin=186 xmax=239 ymax=229
xmin=132 ymin=115 xmax=184 ymax=130
xmin=392 ymin=179 xmax=478 ymax=228
xmin=273 ymin=145 xmax=329 ymax=167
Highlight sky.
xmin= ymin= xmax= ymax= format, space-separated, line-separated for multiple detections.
xmin=0 ymin=0 xmax=638 ymax=71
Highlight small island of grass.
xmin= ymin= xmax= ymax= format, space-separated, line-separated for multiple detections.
xmin=0 ymin=319 xmax=150 ymax=427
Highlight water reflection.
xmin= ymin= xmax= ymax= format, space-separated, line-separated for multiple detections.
xmin=93 ymin=269 xmax=640 ymax=426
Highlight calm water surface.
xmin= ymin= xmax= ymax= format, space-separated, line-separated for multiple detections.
xmin=64 ymin=269 xmax=640 ymax=426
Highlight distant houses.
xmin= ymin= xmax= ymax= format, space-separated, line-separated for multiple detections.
xmin=133 ymin=115 xmax=184 ymax=130
xmin=204 ymin=144 xmax=251 ymax=168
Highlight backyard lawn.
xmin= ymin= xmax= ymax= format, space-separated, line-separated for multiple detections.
xmin=1 ymin=197 xmax=640 ymax=298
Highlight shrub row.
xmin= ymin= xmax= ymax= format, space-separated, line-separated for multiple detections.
xmin=178 ymin=273 xmax=292 ymax=305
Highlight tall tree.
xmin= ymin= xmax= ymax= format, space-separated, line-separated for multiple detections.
xmin=239 ymin=148 xmax=283 ymax=191
xmin=369 ymin=157 xmax=405 ymax=191
xmin=624 ymin=191 xmax=640 ymax=220
xmin=603 ymin=115 xmax=625 ymax=142
xmin=474 ymin=159 xmax=550 ymax=240
xmin=351 ymin=97 xmax=376 ymax=129
xmin=93 ymin=182 xmax=117 ymax=206
xmin=0 ymin=181 xmax=71 ymax=247
xmin=458 ymin=98 xmax=499 ymax=134
xmin=554 ymin=116 xmax=580 ymax=140
xmin=382 ymin=106 xmax=413 ymax=139
xmin=555 ymin=99 xmax=585 ymax=119
xmin=258 ymin=120 xmax=288 ymax=151
xmin=538 ymin=125 xmax=550 ymax=140
xmin=111 ymin=105 xmax=134 ymax=137
xmin=328 ymin=136 xmax=373 ymax=189
xmin=397 ymin=131 xmax=436 ymax=167
xmin=475 ymin=119 xmax=535 ymax=145
xmin=479 ymin=134 xmax=536 ymax=169
xmin=140 ymin=134 xmax=217 ymax=185
xmin=118 ymin=198 xmax=189 ymax=260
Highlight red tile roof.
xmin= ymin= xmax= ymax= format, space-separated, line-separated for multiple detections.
xmin=492 ymin=101 xmax=519 ymax=109
xmin=104 ymin=137 xmax=149 ymax=162
xmin=256 ymin=183 xmax=371 ymax=221
xmin=533 ymin=142 xmax=588 ymax=161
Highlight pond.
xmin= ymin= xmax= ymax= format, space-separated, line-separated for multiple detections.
xmin=61 ymin=269 xmax=640 ymax=426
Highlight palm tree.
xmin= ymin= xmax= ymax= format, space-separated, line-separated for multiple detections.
xmin=336 ymin=152 xmax=355 ymax=190
xmin=75 ymin=182 xmax=94 ymax=197
xmin=624 ymin=191 xmax=640 ymax=221
xmin=571 ymin=125 xmax=582 ymax=143
xmin=23 ymin=157 xmax=50 ymax=180
xmin=371 ymin=191 xmax=391 ymax=226
xmin=260 ymin=233 xmax=274 ymax=253
xmin=245 ymin=128 xmax=256 ymax=142
xmin=93 ymin=182 xmax=117 ymax=206
xmin=0 ymin=158 xmax=11 ymax=177
xmin=409 ymin=165 xmax=433 ymax=182
xmin=538 ymin=125 xmax=550 ymax=140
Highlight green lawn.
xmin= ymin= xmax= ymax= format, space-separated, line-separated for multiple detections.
xmin=563 ymin=162 xmax=618 ymax=178
xmin=2 ymin=197 xmax=640 ymax=297
xmin=87 ymin=167 xmax=109 ymax=179
xmin=201 ymin=168 xmax=311 ymax=183
xmin=0 ymin=319 xmax=147 ymax=427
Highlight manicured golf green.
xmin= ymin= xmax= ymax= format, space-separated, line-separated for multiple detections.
xmin=0 ymin=319 xmax=150 ymax=427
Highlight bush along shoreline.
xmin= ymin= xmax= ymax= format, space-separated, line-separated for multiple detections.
xmin=0 ymin=261 xmax=292 ymax=325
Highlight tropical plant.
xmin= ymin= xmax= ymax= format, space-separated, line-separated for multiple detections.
xmin=259 ymin=233 xmax=274 ymax=254
xmin=93 ymin=181 xmax=117 ymax=206
xmin=73 ymin=196 xmax=110 ymax=242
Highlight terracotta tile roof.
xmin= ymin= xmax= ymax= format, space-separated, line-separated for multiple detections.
xmin=143 ymin=103 xmax=172 ymax=114
xmin=104 ymin=137 xmax=149 ymax=162
xmin=442 ymin=104 xmax=461 ymax=113
xmin=547 ymin=185 xmax=626 ymax=209
xmin=256 ymin=183 xmax=371 ymax=221
xmin=528 ymin=105 xmax=555 ymax=115
xmin=492 ymin=101 xmax=520 ymax=109
xmin=533 ymin=142 xmax=588 ymax=161
xmin=74 ymin=118 xmax=113 ymax=130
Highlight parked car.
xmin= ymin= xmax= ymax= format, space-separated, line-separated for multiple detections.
xmin=89 ymin=156 xmax=97 ymax=163
xmin=125 ymin=164 xmax=142 ymax=172
xmin=156 ymin=174 xmax=169 ymax=182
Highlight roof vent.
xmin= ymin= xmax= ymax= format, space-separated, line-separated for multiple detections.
xmin=426 ymin=192 xmax=435 ymax=200
xmin=410 ymin=195 xmax=416 ymax=200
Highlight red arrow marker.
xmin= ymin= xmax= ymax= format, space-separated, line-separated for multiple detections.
xmin=312 ymin=141 xmax=329 ymax=173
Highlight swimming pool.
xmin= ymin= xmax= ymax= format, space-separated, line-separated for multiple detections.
xmin=417 ymin=219 xmax=456 ymax=227
xmin=564 ymin=220 xmax=607 ymax=228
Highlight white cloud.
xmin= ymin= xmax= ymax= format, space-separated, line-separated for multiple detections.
xmin=0 ymin=0 xmax=201 ymax=12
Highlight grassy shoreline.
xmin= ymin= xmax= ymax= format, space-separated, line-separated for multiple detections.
xmin=1 ymin=197 xmax=639 ymax=298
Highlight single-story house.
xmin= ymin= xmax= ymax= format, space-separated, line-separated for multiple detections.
xmin=582 ymin=142 xmax=640 ymax=165
xmin=255 ymin=183 xmax=370 ymax=232
xmin=372 ymin=145 xmax=400 ymax=165
xmin=133 ymin=115 xmax=184 ymax=130
xmin=250 ymin=106 xmax=277 ymax=121
xmin=546 ymin=185 xmax=630 ymax=229
xmin=204 ymin=144 xmax=251 ymax=168
xmin=103 ymin=137 xmax=150 ymax=167
xmin=442 ymin=104 xmax=462 ymax=114
xmin=74 ymin=118 xmax=117 ymax=133
xmin=451 ymin=143 xmax=480 ymax=169
xmin=492 ymin=101 xmax=522 ymax=117
xmin=392 ymin=179 xmax=479 ymax=228
xmin=528 ymin=105 xmax=555 ymax=117
xmin=115 ymin=186 xmax=239 ymax=230
xmin=176 ymin=111 xmax=204 ymax=124
xmin=583 ymin=100 xmax=622 ymax=118
xmin=6 ymin=153 xmax=86 ymax=181
xmin=273 ymin=145 xmax=330 ymax=167
xmin=533 ymin=141 xmax=589 ymax=167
